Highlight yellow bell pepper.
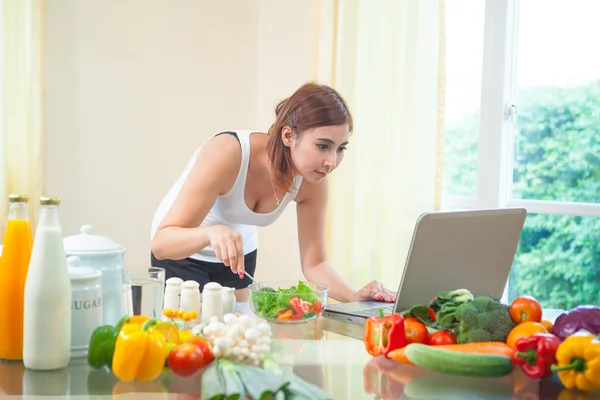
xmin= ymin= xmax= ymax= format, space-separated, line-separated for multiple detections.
xmin=112 ymin=318 xmax=167 ymax=382
xmin=551 ymin=331 xmax=600 ymax=392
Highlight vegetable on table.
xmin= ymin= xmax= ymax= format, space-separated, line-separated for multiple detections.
xmin=263 ymin=356 xmax=333 ymax=399
xmin=404 ymin=343 xmax=514 ymax=378
xmin=439 ymin=296 xmax=515 ymax=344
xmin=402 ymin=289 xmax=474 ymax=328
xmin=551 ymin=331 xmax=600 ymax=392
xmin=509 ymin=295 xmax=543 ymax=324
xmin=168 ymin=341 xmax=211 ymax=378
xmin=202 ymin=313 xmax=272 ymax=365
xmin=87 ymin=314 xmax=129 ymax=369
xmin=428 ymin=330 xmax=457 ymax=346
xmin=429 ymin=289 xmax=475 ymax=313
xmin=112 ymin=318 xmax=168 ymax=382
xmin=551 ymin=305 xmax=600 ymax=341
xmin=364 ymin=311 xmax=406 ymax=358
xmin=404 ymin=317 xmax=429 ymax=345
xmin=388 ymin=341 xmax=513 ymax=365
xmin=506 ymin=321 xmax=548 ymax=350
xmin=511 ymin=333 xmax=561 ymax=379
xmin=201 ymin=358 xmax=290 ymax=400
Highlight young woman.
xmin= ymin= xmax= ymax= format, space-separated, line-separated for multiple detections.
xmin=151 ymin=82 xmax=397 ymax=303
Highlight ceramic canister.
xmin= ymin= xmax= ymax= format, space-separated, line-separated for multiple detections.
xmin=67 ymin=257 xmax=103 ymax=358
xmin=63 ymin=225 xmax=125 ymax=326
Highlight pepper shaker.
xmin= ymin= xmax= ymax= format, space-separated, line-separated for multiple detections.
xmin=201 ymin=282 xmax=223 ymax=323
xmin=179 ymin=280 xmax=201 ymax=315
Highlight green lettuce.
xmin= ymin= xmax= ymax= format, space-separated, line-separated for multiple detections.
xmin=251 ymin=280 xmax=319 ymax=320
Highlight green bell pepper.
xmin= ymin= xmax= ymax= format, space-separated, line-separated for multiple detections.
xmin=87 ymin=315 xmax=129 ymax=369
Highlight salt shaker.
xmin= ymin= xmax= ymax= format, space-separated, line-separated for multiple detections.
xmin=179 ymin=280 xmax=201 ymax=315
xmin=201 ymin=282 xmax=222 ymax=323
xmin=221 ymin=287 xmax=236 ymax=315
xmin=163 ymin=277 xmax=184 ymax=311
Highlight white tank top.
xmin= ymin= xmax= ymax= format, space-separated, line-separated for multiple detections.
xmin=151 ymin=130 xmax=303 ymax=262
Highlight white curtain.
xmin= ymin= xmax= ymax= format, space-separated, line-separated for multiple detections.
xmin=0 ymin=0 xmax=45 ymax=237
xmin=316 ymin=0 xmax=446 ymax=288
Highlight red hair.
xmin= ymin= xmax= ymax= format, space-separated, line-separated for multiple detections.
xmin=267 ymin=82 xmax=353 ymax=191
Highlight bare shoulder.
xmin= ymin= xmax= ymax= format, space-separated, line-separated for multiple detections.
xmin=193 ymin=133 xmax=242 ymax=195
xmin=295 ymin=176 xmax=328 ymax=205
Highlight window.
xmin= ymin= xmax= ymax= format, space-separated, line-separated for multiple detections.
xmin=443 ymin=0 xmax=600 ymax=309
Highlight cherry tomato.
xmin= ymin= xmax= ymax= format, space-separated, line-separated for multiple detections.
xmin=404 ymin=317 xmax=429 ymax=344
xmin=186 ymin=336 xmax=214 ymax=365
xmin=509 ymin=295 xmax=543 ymax=324
xmin=167 ymin=342 xmax=207 ymax=377
xmin=428 ymin=330 xmax=457 ymax=345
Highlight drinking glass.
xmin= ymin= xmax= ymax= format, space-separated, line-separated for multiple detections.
xmin=122 ymin=267 xmax=165 ymax=319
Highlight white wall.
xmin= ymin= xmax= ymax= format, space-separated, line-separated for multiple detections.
xmin=44 ymin=0 xmax=316 ymax=282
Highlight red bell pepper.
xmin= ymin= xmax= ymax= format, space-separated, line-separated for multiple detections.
xmin=512 ymin=333 xmax=561 ymax=379
xmin=364 ymin=312 xmax=406 ymax=358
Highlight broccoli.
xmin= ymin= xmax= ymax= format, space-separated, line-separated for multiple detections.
xmin=453 ymin=296 xmax=516 ymax=344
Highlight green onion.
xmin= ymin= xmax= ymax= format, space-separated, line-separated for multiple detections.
xmin=201 ymin=361 xmax=226 ymax=400
xmin=218 ymin=359 xmax=246 ymax=400
xmin=236 ymin=362 xmax=289 ymax=400
xmin=262 ymin=357 xmax=333 ymax=400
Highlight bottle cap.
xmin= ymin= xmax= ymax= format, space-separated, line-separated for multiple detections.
xmin=40 ymin=197 xmax=61 ymax=206
xmin=8 ymin=194 xmax=29 ymax=203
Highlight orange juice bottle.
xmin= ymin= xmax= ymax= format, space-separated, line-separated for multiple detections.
xmin=0 ymin=194 xmax=33 ymax=360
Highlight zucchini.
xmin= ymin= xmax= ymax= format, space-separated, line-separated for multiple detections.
xmin=405 ymin=343 xmax=514 ymax=378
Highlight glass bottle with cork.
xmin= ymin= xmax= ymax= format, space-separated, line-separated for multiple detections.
xmin=23 ymin=197 xmax=71 ymax=370
xmin=0 ymin=194 xmax=34 ymax=361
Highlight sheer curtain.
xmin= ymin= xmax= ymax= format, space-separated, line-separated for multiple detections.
xmin=315 ymin=0 xmax=446 ymax=288
xmin=0 ymin=0 xmax=45 ymax=237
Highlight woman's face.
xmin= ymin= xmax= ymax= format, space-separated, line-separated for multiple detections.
xmin=283 ymin=124 xmax=350 ymax=184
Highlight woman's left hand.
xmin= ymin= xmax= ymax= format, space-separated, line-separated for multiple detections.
xmin=354 ymin=280 xmax=397 ymax=303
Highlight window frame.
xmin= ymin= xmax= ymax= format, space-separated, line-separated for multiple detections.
xmin=444 ymin=0 xmax=600 ymax=217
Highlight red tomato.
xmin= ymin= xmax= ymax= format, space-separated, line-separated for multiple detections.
xmin=289 ymin=297 xmax=314 ymax=315
xmin=186 ymin=336 xmax=214 ymax=365
xmin=314 ymin=298 xmax=323 ymax=313
xmin=404 ymin=318 xmax=429 ymax=344
xmin=509 ymin=295 xmax=543 ymax=324
xmin=167 ymin=343 xmax=207 ymax=377
xmin=428 ymin=330 xmax=457 ymax=345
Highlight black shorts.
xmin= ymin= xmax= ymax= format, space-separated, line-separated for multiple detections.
xmin=150 ymin=250 xmax=257 ymax=292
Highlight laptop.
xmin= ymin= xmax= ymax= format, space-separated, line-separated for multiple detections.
xmin=322 ymin=208 xmax=527 ymax=325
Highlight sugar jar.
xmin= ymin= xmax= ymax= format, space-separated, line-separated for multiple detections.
xmin=63 ymin=225 xmax=125 ymax=326
xmin=66 ymin=256 xmax=103 ymax=358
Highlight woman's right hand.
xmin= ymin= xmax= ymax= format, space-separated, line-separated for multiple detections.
xmin=208 ymin=225 xmax=245 ymax=278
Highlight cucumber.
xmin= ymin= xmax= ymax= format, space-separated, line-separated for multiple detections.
xmin=404 ymin=343 xmax=514 ymax=378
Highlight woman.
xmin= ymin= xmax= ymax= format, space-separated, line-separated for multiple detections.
xmin=151 ymin=82 xmax=397 ymax=303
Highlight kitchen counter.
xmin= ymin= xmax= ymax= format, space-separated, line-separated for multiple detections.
xmin=0 ymin=303 xmax=568 ymax=399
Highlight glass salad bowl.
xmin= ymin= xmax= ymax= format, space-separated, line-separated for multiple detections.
xmin=248 ymin=280 xmax=328 ymax=324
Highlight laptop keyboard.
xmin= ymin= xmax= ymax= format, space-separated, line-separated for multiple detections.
xmin=357 ymin=305 xmax=394 ymax=317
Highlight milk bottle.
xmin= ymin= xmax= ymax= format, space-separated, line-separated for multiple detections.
xmin=23 ymin=197 xmax=71 ymax=370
